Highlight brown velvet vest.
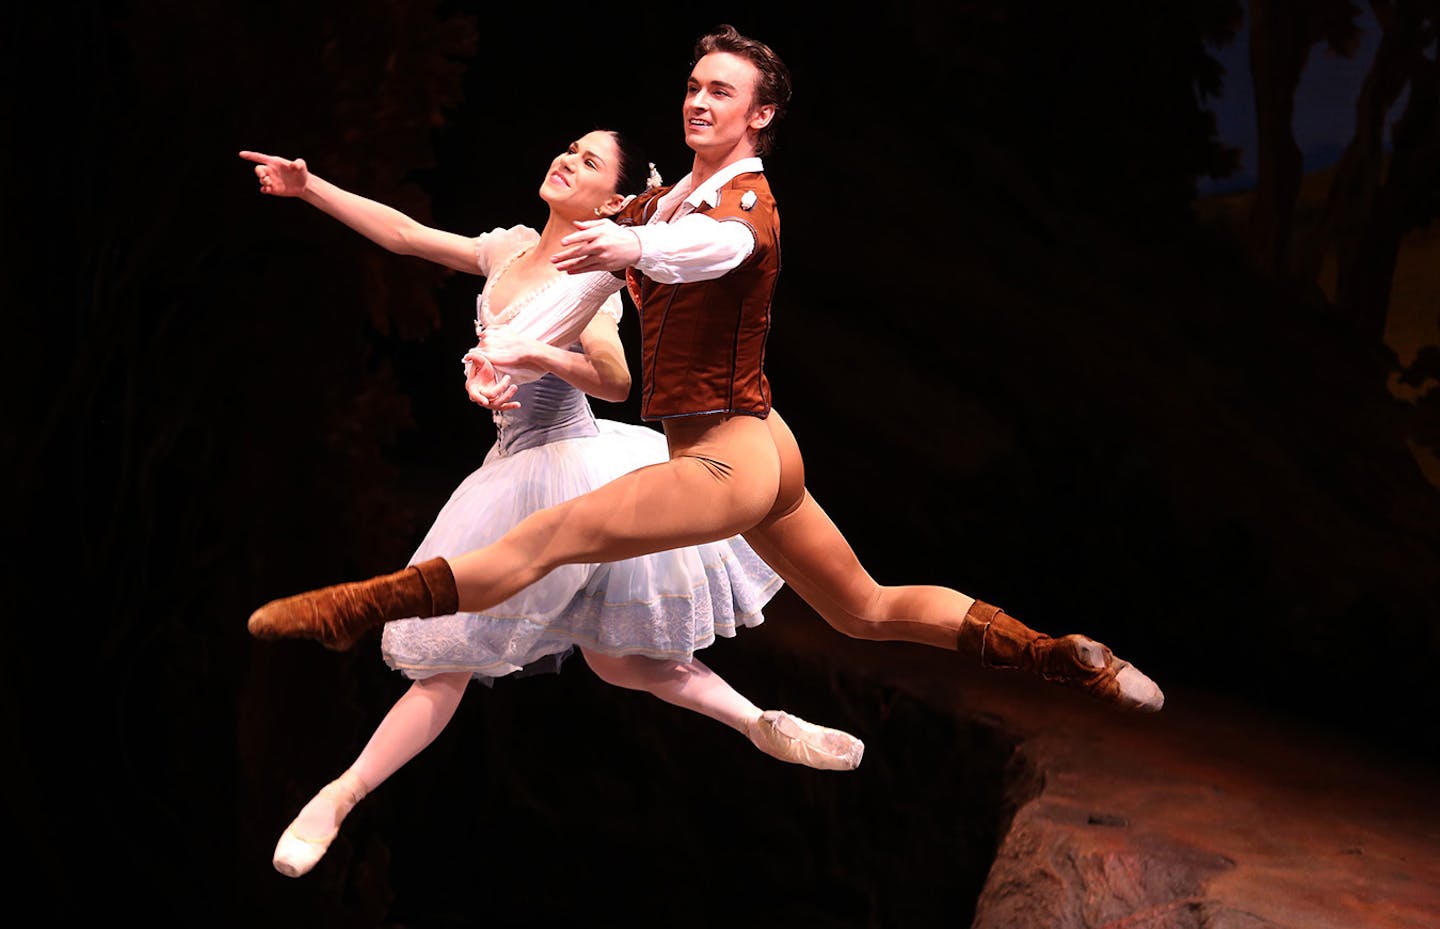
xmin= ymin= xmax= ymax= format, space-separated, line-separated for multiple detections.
xmin=614 ymin=172 xmax=779 ymax=421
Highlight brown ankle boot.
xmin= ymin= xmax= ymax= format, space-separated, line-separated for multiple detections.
xmin=247 ymin=557 xmax=460 ymax=652
xmin=957 ymin=599 xmax=1164 ymax=712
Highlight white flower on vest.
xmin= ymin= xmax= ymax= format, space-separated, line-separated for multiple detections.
xmin=740 ymin=190 xmax=757 ymax=211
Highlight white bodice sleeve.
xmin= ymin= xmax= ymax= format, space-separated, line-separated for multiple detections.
xmin=473 ymin=224 xmax=538 ymax=277
xmin=594 ymin=290 xmax=624 ymax=324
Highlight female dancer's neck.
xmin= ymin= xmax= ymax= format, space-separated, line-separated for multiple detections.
xmin=534 ymin=213 xmax=579 ymax=261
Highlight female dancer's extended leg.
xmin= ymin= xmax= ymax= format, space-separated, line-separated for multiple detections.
xmin=581 ymin=651 xmax=863 ymax=770
xmin=271 ymin=670 xmax=470 ymax=877
xmin=269 ymin=645 xmax=867 ymax=879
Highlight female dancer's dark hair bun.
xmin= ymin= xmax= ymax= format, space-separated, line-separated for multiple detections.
xmin=604 ymin=129 xmax=653 ymax=197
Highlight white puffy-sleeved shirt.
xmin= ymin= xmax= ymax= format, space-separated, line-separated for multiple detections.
xmin=628 ymin=157 xmax=763 ymax=284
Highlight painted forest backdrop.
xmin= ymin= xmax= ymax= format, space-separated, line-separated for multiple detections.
xmin=5 ymin=1 xmax=1438 ymax=925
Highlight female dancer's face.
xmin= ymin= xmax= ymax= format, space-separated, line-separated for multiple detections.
xmin=538 ymin=130 xmax=625 ymax=219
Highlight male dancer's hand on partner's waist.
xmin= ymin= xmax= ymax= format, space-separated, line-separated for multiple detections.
xmin=552 ymin=219 xmax=642 ymax=274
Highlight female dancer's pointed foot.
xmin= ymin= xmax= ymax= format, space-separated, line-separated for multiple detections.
xmin=746 ymin=710 xmax=865 ymax=771
xmin=272 ymin=771 xmax=369 ymax=878
xmin=958 ymin=601 xmax=1165 ymax=713
xmin=248 ymin=557 xmax=459 ymax=651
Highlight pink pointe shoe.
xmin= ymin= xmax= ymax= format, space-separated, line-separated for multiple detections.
xmin=747 ymin=710 xmax=865 ymax=771
xmin=271 ymin=771 xmax=368 ymax=878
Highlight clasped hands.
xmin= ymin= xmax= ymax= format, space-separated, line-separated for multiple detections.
xmin=463 ymin=353 xmax=519 ymax=411
xmin=463 ymin=326 xmax=548 ymax=411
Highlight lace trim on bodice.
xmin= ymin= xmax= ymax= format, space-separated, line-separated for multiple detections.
xmin=477 ymin=243 xmax=566 ymax=331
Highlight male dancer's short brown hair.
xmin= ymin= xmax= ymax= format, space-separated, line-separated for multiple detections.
xmin=693 ymin=24 xmax=792 ymax=156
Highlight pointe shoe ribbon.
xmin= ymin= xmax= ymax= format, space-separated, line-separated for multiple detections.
xmin=747 ymin=710 xmax=865 ymax=771
xmin=958 ymin=600 xmax=1165 ymax=713
xmin=272 ymin=772 xmax=368 ymax=878
xmin=248 ymin=557 xmax=460 ymax=651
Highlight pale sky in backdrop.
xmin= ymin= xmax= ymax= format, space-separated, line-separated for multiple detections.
xmin=1200 ymin=2 xmax=1403 ymax=194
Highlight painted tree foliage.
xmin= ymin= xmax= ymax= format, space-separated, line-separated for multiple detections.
xmin=9 ymin=2 xmax=478 ymax=924
xmin=1248 ymin=0 xmax=1440 ymax=344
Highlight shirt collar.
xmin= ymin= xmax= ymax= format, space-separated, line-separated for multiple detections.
xmin=680 ymin=156 xmax=765 ymax=209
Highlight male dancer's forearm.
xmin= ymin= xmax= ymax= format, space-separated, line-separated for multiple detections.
xmin=631 ymin=215 xmax=755 ymax=283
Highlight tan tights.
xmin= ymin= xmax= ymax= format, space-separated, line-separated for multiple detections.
xmin=447 ymin=409 xmax=976 ymax=653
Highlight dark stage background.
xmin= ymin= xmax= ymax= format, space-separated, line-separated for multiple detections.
xmin=5 ymin=1 xmax=1438 ymax=926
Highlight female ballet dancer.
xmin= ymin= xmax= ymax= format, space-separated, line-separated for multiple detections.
xmin=248 ymin=26 xmax=1164 ymax=729
xmin=240 ymin=126 xmax=864 ymax=878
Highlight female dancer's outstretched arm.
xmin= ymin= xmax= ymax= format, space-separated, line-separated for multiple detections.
xmin=239 ymin=150 xmax=480 ymax=273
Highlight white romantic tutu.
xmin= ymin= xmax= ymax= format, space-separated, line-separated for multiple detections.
xmin=381 ymin=420 xmax=782 ymax=682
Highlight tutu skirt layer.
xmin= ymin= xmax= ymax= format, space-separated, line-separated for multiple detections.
xmin=381 ymin=420 xmax=781 ymax=681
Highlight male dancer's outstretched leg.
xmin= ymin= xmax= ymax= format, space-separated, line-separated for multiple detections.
xmin=743 ymin=490 xmax=1162 ymax=710
xmin=250 ymin=413 xmax=1162 ymax=711
xmin=742 ymin=410 xmax=1162 ymax=711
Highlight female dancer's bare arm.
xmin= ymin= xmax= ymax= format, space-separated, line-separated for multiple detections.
xmin=465 ymin=311 xmax=631 ymax=404
xmin=239 ymin=150 xmax=479 ymax=273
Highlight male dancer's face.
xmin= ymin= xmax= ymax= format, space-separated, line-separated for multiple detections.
xmin=683 ymin=51 xmax=772 ymax=160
